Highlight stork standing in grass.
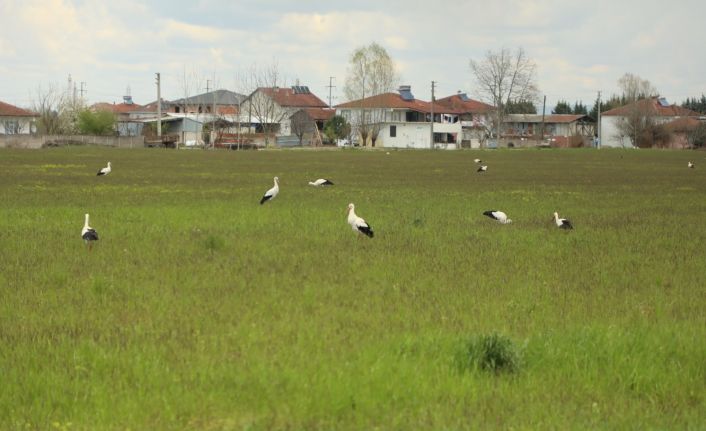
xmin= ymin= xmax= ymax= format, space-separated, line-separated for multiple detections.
xmin=347 ymin=203 xmax=374 ymax=238
xmin=477 ymin=165 xmax=488 ymax=173
xmin=474 ymin=158 xmax=482 ymax=164
xmin=483 ymin=210 xmax=512 ymax=224
xmin=552 ymin=212 xmax=573 ymax=230
xmin=308 ymin=178 xmax=334 ymax=186
xmin=81 ymin=213 xmax=99 ymax=249
xmin=96 ymin=162 xmax=111 ymax=176
xmin=260 ymin=176 xmax=279 ymax=205
xmin=688 ymin=161 xmax=694 ymax=168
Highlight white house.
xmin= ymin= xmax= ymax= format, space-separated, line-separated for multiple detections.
xmin=0 ymin=100 xmax=38 ymax=135
xmin=600 ymin=97 xmax=700 ymax=148
xmin=435 ymin=93 xmax=495 ymax=148
xmin=335 ymin=85 xmax=462 ymax=149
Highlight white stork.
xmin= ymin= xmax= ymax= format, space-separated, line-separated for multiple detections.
xmin=483 ymin=210 xmax=512 ymax=224
xmin=688 ymin=161 xmax=694 ymax=168
xmin=347 ymin=203 xmax=374 ymax=238
xmin=96 ymin=162 xmax=111 ymax=176
xmin=477 ymin=165 xmax=488 ymax=173
xmin=474 ymin=158 xmax=482 ymax=164
xmin=308 ymin=178 xmax=334 ymax=187
xmin=260 ymin=176 xmax=279 ymax=205
xmin=552 ymin=212 xmax=573 ymax=230
xmin=81 ymin=213 xmax=99 ymax=248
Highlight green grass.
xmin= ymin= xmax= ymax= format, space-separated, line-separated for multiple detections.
xmin=0 ymin=146 xmax=704 ymax=430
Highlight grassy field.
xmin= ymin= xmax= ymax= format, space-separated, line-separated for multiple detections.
xmin=0 ymin=146 xmax=704 ymax=430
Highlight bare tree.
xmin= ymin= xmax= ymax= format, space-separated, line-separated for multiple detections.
xmin=344 ymin=42 xmax=398 ymax=147
xmin=289 ymin=110 xmax=316 ymax=146
xmin=618 ymin=73 xmax=658 ymax=102
xmin=614 ymin=74 xmax=661 ymax=147
xmin=470 ymin=47 xmax=539 ymax=147
xmin=31 ymin=83 xmax=85 ymax=135
xmin=237 ymin=62 xmax=290 ymax=147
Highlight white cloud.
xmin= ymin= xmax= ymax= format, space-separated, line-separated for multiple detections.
xmin=0 ymin=0 xmax=704 ymax=107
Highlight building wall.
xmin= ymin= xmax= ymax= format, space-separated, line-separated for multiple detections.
xmin=600 ymin=116 xmax=632 ymax=148
xmin=0 ymin=117 xmax=35 ymax=135
xmin=375 ymin=122 xmax=462 ymax=149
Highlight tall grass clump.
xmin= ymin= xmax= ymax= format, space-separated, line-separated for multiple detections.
xmin=457 ymin=333 xmax=522 ymax=374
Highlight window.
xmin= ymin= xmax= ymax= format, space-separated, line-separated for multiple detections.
xmin=3 ymin=120 xmax=20 ymax=134
xmin=390 ymin=125 xmax=396 ymax=137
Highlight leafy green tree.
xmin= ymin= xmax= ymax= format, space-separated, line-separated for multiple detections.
xmin=572 ymin=101 xmax=588 ymax=115
xmin=589 ymin=94 xmax=625 ymax=119
xmin=77 ymin=109 xmax=116 ymax=135
xmin=681 ymin=94 xmax=706 ymax=114
xmin=323 ymin=115 xmax=351 ymax=144
xmin=552 ymin=100 xmax=572 ymax=114
xmin=506 ymin=99 xmax=537 ymax=114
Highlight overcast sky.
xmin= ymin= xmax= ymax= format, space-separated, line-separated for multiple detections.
xmin=1 ymin=0 xmax=704 ymax=110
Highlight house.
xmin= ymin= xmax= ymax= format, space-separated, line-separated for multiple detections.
xmin=435 ymin=93 xmax=495 ymax=148
xmin=0 ymin=100 xmax=38 ymax=135
xmin=240 ymin=85 xmax=328 ymax=139
xmin=282 ymin=107 xmax=336 ymax=147
xmin=503 ymin=114 xmax=594 ymax=147
xmin=600 ymin=97 xmax=700 ymax=148
xmin=167 ymin=89 xmax=246 ymax=117
xmin=91 ymin=95 xmax=145 ymax=136
xmin=140 ymin=115 xmax=204 ymax=147
xmin=335 ymin=85 xmax=462 ymax=149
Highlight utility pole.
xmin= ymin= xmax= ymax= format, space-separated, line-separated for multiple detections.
xmin=326 ymin=76 xmax=336 ymax=108
xmin=597 ymin=91 xmax=602 ymax=149
xmin=156 ymin=73 xmax=162 ymax=137
xmin=79 ymin=82 xmax=86 ymax=101
xmin=430 ymin=81 xmax=436 ymax=149
xmin=538 ymin=95 xmax=546 ymax=147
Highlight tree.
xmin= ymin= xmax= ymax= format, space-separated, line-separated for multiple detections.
xmin=470 ymin=47 xmax=539 ymax=147
xmin=552 ymin=100 xmax=572 ymax=115
xmin=684 ymin=122 xmax=706 ymax=149
xmin=77 ymin=109 xmax=116 ymax=135
xmin=31 ymin=83 xmax=85 ymax=135
xmin=572 ymin=101 xmax=588 ymax=115
xmin=618 ymin=73 xmax=658 ymax=102
xmin=681 ymin=94 xmax=706 ymax=114
xmin=323 ymin=115 xmax=351 ymax=144
xmin=506 ymin=99 xmax=537 ymax=114
xmin=614 ymin=74 xmax=660 ymax=147
xmin=343 ymin=42 xmax=398 ymax=147
xmin=589 ymin=94 xmax=625 ymax=120
xmin=289 ymin=110 xmax=316 ymax=146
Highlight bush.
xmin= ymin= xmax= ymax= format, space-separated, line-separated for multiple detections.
xmin=456 ymin=333 xmax=521 ymax=374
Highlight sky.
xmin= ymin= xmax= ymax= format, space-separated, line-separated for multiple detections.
xmin=1 ymin=0 xmax=705 ymax=111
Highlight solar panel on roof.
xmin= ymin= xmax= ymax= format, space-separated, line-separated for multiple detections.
xmin=399 ymin=90 xmax=414 ymax=101
xmin=459 ymin=93 xmax=470 ymax=101
xmin=292 ymin=86 xmax=310 ymax=94
xmin=657 ymin=97 xmax=670 ymax=107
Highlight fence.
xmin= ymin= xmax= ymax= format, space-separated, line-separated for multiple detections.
xmin=0 ymin=135 xmax=145 ymax=149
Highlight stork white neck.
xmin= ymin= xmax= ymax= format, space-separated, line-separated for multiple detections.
xmin=84 ymin=213 xmax=90 ymax=228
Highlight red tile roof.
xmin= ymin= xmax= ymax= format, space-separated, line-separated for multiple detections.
xmin=665 ymin=117 xmax=703 ymax=131
xmin=258 ymin=87 xmax=328 ymax=108
xmin=336 ymin=92 xmax=460 ymax=114
xmin=434 ymin=94 xmax=495 ymax=114
xmin=92 ymin=102 xmax=144 ymax=114
xmin=0 ymin=100 xmax=38 ymax=117
xmin=301 ymin=107 xmax=336 ymax=121
xmin=602 ymin=97 xmax=700 ymax=117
